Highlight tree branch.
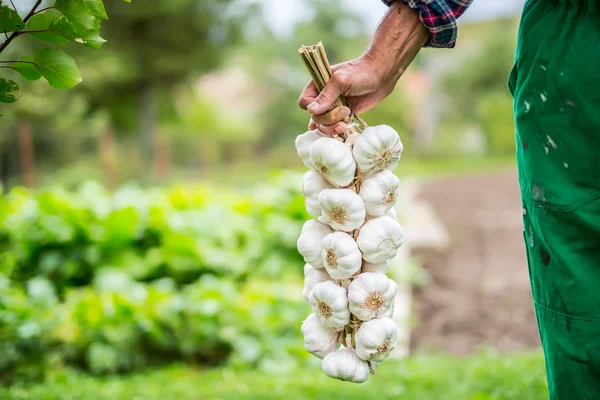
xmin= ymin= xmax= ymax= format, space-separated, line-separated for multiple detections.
xmin=0 ymin=60 xmax=36 ymax=64
xmin=32 ymin=6 xmax=55 ymax=16
xmin=0 ymin=0 xmax=43 ymax=55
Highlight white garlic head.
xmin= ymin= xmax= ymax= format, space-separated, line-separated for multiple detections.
xmin=353 ymin=125 xmax=403 ymax=174
xmin=321 ymin=232 xmax=362 ymax=280
xmin=301 ymin=313 xmax=340 ymax=359
xmin=362 ymin=259 xmax=391 ymax=274
xmin=355 ymin=317 xmax=398 ymax=362
xmin=309 ymin=137 xmax=356 ymax=187
xmin=322 ymin=347 xmax=370 ymax=384
xmin=303 ymin=263 xmax=333 ymax=301
xmin=296 ymin=130 xmax=325 ymax=169
xmin=302 ymin=170 xmax=335 ymax=217
xmin=318 ymin=189 xmax=366 ymax=232
xmin=348 ymin=272 xmax=397 ymax=321
xmin=297 ymin=220 xmax=333 ymax=268
xmin=308 ymin=281 xmax=350 ymax=329
xmin=357 ymin=216 xmax=403 ymax=263
xmin=359 ymin=170 xmax=399 ymax=217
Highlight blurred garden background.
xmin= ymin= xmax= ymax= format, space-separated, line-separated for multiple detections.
xmin=0 ymin=0 xmax=550 ymax=398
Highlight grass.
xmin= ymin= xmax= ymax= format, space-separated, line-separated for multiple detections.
xmin=2 ymin=351 xmax=548 ymax=400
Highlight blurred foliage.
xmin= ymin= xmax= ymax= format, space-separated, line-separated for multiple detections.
xmin=1 ymin=351 xmax=548 ymax=399
xmin=439 ymin=19 xmax=518 ymax=156
xmin=0 ymin=172 xmax=312 ymax=381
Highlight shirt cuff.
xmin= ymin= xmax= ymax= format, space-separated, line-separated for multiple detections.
xmin=381 ymin=0 xmax=460 ymax=48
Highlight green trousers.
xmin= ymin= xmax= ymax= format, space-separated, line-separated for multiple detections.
xmin=508 ymin=0 xmax=600 ymax=398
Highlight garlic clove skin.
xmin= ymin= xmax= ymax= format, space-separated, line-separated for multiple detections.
xmin=301 ymin=313 xmax=340 ymax=359
xmin=348 ymin=272 xmax=397 ymax=321
xmin=302 ymin=170 xmax=335 ymax=217
xmin=318 ymin=189 xmax=366 ymax=232
xmin=362 ymin=259 xmax=391 ymax=274
xmin=309 ymin=137 xmax=356 ymax=187
xmin=357 ymin=216 xmax=403 ymax=263
xmin=321 ymin=232 xmax=362 ymax=280
xmin=359 ymin=170 xmax=400 ymax=217
xmin=297 ymin=220 xmax=333 ymax=268
xmin=355 ymin=317 xmax=398 ymax=362
xmin=296 ymin=130 xmax=326 ymax=169
xmin=365 ymin=206 xmax=397 ymax=222
xmin=322 ymin=347 xmax=370 ymax=384
xmin=308 ymin=281 xmax=350 ymax=329
xmin=303 ymin=263 xmax=333 ymax=301
xmin=353 ymin=125 xmax=403 ymax=174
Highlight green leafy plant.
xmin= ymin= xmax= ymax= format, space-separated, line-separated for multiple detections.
xmin=0 ymin=0 xmax=129 ymax=103
xmin=0 ymin=174 xmax=311 ymax=380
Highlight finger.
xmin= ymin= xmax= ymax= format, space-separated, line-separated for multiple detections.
xmin=317 ymin=122 xmax=348 ymax=136
xmin=298 ymin=81 xmax=319 ymax=110
xmin=312 ymin=106 xmax=351 ymax=125
xmin=306 ymin=70 xmax=349 ymax=115
xmin=308 ymin=119 xmax=317 ymax=130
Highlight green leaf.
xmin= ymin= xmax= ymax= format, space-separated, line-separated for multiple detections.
xmin=84 ymin=0 xmax=108 ymax=20
xmin=0 ymin=5 xmax=24 ymax=32
xmin=12 ymin=56 xmax=42 ymax=81
xmin=26 ymin=10 xmax=69 ymax=45
xmin=26 ymin=10 xmax=105 ymax=49
xmin=33 ymin=48 xmax=82 ymax=89
xmin=54 ymin=0 xmax=99 ymax=33
xmin=0 ymin=78 xmax=19 ymax=103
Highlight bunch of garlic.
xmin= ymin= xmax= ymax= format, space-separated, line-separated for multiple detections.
xmin=296 ymin=125 xmax=405 ymax=384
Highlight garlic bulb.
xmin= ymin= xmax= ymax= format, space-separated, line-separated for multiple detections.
xmin=355 ymin=317 xmax=398 ymax=362
xmin=357 ymin=216 xmax=403 ymax=263
xmin=303 ymin=263 xmax=333 ymax=301
xmin=359 ymin=170 xmax=399 ymax=217
xmin=309 ymin=281 xmax=350 ymax=329
xmin=309 ymin=137 xmax=356 ymax=187
xmin=321 ymin=232 xmax=362 ymax=280
xmin=296 ymin=130 xmax=325 ymax=169
xmin=318 ymin=189 xmax=366 ymax=232
xmin=353 ymin=125 xmax=403 ymax=174
xmin=322 ymin=347 xmax=370 ymax=383
xmin=297 ymin=220 xmax=333 ymax=268
xmin=362 ymin=259 xmax=391 ymax=274
xmin=301 ymin=313 xmax=340 ymax=359
xmin=348 ymin=272 xmax=397 ymax=321
xmin=303 ymin=170 xmax=335 ymax=217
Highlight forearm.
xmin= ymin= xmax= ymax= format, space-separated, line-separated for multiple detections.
xmin=365 ymin=2 xmax=430 ymax=84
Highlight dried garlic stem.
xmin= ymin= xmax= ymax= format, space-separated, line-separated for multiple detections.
xmin=298 ymin=42 xmax=367 ymax=137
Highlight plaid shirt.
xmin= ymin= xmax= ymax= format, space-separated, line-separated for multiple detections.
xmin=382 ymin=0 xmax=474 ymax=48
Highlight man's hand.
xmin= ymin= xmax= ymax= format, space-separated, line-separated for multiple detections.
xmin=298 ymin=2 xmax=430 ymax=135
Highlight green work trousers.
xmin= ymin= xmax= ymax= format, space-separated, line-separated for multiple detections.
xmin=508 ymin=0 xmax=600 ymax=398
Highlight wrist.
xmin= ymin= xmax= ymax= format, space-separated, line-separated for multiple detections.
xmin=364 ymin=2 xmax=429 ymax=84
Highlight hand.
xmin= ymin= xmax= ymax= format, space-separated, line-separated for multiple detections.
xmin=298 ymin=55 xmax=398 ymax=135
xmin=298 ymin=2 xmax=430 ymax=135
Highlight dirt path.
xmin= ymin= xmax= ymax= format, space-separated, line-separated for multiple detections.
xmin=411 ymin=170 xmax=541 ymax=354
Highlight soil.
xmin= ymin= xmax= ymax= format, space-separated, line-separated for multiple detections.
xmin=411 ymin=170 xmax=541 ymax=354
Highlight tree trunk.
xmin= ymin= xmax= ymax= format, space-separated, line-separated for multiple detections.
xmin=100 ymin=128 xmax=118 ymax=189
xmin=139 ymin=83 xmax=156 ymax=181
xmin=18 ymin=121 xmax=35 ymax=187
xmin=152 ymin=131 xmax=171 ymax=184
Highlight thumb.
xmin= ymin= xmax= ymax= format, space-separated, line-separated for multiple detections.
xmin=306 ymin=75 xmax=345 ymax=115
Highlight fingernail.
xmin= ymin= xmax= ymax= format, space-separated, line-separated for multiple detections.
xmin=340 ymin=107 xmax=351 ymax=117
xmin=307 ymin=101 xmax=319 ymax=112
xmin=334 ymin=123 xmax=345 ymax=133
